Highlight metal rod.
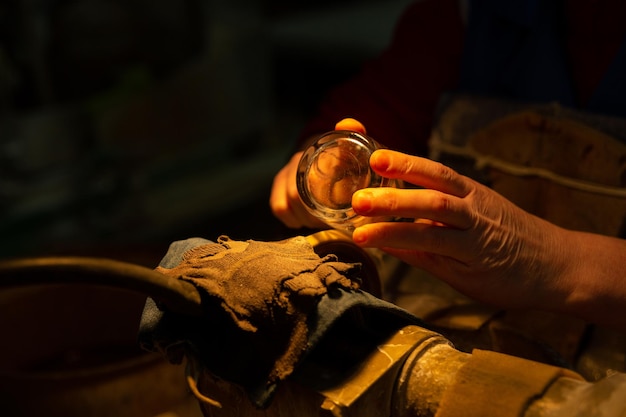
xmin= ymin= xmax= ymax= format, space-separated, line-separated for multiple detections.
xmin=0 ymin=256 xmax=203 ymax=316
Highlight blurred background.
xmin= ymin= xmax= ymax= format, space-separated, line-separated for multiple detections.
xmin=0 ymin=0 xmax=414 ymax=265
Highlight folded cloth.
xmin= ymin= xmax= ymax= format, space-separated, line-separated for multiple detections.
xmin=139 ymin=235 xmax=422 ymax=408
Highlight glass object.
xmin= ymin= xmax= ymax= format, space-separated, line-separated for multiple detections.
xmin=297 ymin=130 xmax=398 ymax=232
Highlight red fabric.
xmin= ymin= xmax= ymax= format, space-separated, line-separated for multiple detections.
xmin=565 ymin=0 xmax=626 ymax=106
xmin=297 ymin=0 xmax=626 ymax=154
xmin=298 ymin=0 xmax=465 ymax=156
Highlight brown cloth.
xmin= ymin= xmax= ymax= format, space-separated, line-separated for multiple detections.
xmin=140 ymin=235 xmax=423 ymax=409
xmin=430 ymin=94 xmax=626 ymax=237
xmin=147 ymin=235 xmax=362 ymax=405
xmin=468 ymin=110 xmax=626 ymax=236
xmin=160 ymin=236 xmax=360 ymax=334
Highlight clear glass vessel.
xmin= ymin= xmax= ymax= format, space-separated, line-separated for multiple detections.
xmin=296 ymin=130 xmax=398 ymax=232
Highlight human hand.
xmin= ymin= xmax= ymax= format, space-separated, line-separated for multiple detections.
xmin=350 ymin=149 xmax=574 ymax=311
xmin=269 ymin=118 xmax=367 ymax=229
xmin=270 ymin=151 xmax=321 ymax=229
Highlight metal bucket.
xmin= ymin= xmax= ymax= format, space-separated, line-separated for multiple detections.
xmin=0 ymin=233 xmax=381 ymax=417
xmin=0 ymin=279 xmax=202 ymax=416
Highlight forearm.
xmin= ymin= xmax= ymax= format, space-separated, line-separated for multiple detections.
xmin=552 ymin=228 xmax=626 ymax=332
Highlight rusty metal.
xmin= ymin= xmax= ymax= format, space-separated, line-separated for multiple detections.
xmin=2 ymin=247 xmax=625 ymax=417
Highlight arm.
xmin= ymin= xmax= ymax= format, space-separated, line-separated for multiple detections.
xmin=351 ymin=149 xmax=626 ymax=332
xmin=558 ymin=230 xmax=626 ymax=332
xmin=270 ymin=0 xmax=464 ymax=229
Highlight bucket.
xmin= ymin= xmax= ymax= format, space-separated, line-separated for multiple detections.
xmin=0 ymin=267 xmax=203 ymax=416
xmin=0 ymin=232 xmax=382 ymax=417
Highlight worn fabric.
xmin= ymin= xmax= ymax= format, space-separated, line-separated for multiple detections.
xmin=138 ymin=236 xmax=422 ymax=408
xmin=162 ymin=235 xmax=360 ymax=335
xmin=430 ymin=95 xmax=626 ymax=236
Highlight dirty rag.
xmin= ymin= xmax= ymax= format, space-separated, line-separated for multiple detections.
xmin=138 ymin=236 xmax=421 ymax=408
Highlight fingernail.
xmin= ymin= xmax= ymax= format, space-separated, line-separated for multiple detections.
xmin=352 ymin=228 xmax=367 ymax=245
xmin=352 ymin=190 xmax=373 ymax=214
xmin=371 ymin=150 xmax=390 ymax=172
xmin=335 ymin=118 xmax=367 ymax=134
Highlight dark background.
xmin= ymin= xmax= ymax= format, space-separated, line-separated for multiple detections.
xmin=0 ymin=0 xmax=413 ymax=265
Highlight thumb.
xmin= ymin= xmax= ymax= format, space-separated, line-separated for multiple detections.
xmin=335 ymin=117 xmax=367 ymax=134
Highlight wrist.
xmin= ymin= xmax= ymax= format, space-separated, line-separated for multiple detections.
xmin=548 ymin=229 xmax=626 ymax=332
xmin=525 ymin=224 xmax=578 ymax=313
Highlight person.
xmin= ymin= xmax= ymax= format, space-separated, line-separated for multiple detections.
xmin=269 ymin=0 xmax=626 ymax=334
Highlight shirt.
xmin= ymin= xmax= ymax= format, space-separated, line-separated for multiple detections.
xmin=298 ymin=0 xmax=626 ymax=154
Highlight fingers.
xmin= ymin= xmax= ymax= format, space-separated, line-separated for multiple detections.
xmin=270 ymin=118 xmax=369 ymax=229
xmin=269 ymin=162 xmax=298 ymax=228
xmin=270 ymin=153 xmax=305 ymax=228
xmin=369 ymin=149 xmax=471 ymax=198
xmin=335 ymin=118 xmax=367 ymax=133
xmin=269 ymin=152 xmax=327 ymax=229
xmin=350 ymin=147 xmax=481 ymax=263
xmin=352 ymin=221 xmax=473 ymax=263
xmin=352 ymin=187 xmax=474 ymax=230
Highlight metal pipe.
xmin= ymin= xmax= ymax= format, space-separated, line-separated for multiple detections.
xmin=0 ymin=256 xmax=203 ymax=316
xmin=391 ymin=330 xmax=626 ymax=417
xmin=392 ymin=338 xmax=470 ymax=417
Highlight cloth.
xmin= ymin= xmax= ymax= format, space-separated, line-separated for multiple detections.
xmin=430 ymin=94 xmax=626 ymax=237
xmin=297 ymin=0 xmax=465 ymax=155
xmin=297 ymin=0 xmax=626 ymax=153
xmin=461 ymin=0 xmax=626 ymax=117
xmin=138 ymin=236 xmax=423 ymax=409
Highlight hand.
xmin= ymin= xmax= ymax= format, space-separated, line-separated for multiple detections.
xmin=270 ymin=151 xmax=326 ymax=229
xmin=269 ymin=118 xmax=368 ymax=229
xmin=350 ymin=149 xmax=574 ymax=311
